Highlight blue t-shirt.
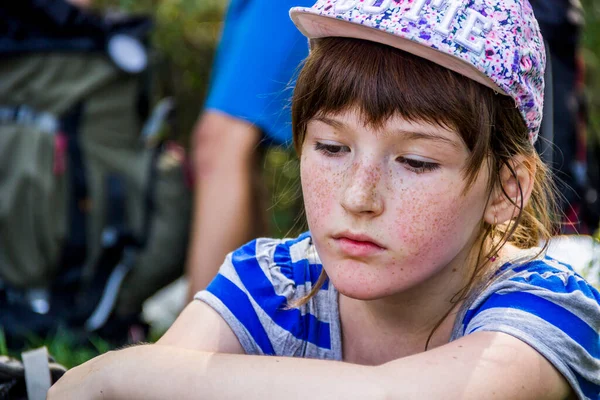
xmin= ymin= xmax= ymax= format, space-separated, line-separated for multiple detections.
xmin=204 ymin=0 xmax=312 ymax=145
xmin=196 ymin=232 xmax=600 ymax=400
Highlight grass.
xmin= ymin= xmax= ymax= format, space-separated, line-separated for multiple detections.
xmin=1 ymin=329 xmax=114 ymax=369
xmin=0 ymin=322 xmax=171 ymax=369
xmin=0 ymin=329 xmax=8 ymax=357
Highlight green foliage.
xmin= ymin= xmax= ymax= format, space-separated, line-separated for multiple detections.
xmin=43 ymin=336 xmax=107 ymax=369
xmin=0 ymin=330 xmax=8 ymax=356
xmin=264 ymin=147 xmax=305 ymax=238
xmin=7 ymin=329 xmax=113 ymax=369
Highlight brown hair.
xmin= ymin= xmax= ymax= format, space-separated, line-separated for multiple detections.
xmin=290 ymin=37 xmax=559 ymax=345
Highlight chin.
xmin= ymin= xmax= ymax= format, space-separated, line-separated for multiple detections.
xmin=322 ymin=256 xmax=436 ymax=300
xmin=325 ymin=265 xmax=404 ymax=300
xmin=334 ymin=284 xmax=392 ymax=301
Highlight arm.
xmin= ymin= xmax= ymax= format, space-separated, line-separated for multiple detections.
xmin=185 ymin=112 xmax=265 ymax=299
xmin=380 ymin=331 xmax=572 ymax=400
xmin=48 ymin=310 xmax=571 ymax=400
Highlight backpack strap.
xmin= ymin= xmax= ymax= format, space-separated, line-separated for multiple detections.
xmin=84 ymin=174 xmax=138 ymax=332
xmin=59 ymin=102 xmax=88 ymax=271
xmin=21 ymin=347 xmax=52 ymax=400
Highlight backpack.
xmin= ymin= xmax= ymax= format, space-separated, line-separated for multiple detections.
xmin=0 ymin=3 xmax=192 ymax=346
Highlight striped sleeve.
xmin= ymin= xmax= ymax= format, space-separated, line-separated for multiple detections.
xmin=462 ymin=258 xmax=600 ymax=400
xmin=194 ymin=234 xmax=336 ymax=358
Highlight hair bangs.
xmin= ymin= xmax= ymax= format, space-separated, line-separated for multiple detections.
xmin=292 ymin=37 xmax=497 ymax=159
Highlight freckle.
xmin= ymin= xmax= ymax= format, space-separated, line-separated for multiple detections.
xmin=452 ymin=268 xmax=457 ymax=272
xmin=452 ymin=356 xmax=457 ymax=359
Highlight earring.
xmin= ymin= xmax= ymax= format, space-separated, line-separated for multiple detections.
xmin=489 ymin=216 xmax=498 ymax=262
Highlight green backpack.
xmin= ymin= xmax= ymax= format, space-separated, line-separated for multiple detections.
xmin=0 ymin=52 xmax=191 ymax=344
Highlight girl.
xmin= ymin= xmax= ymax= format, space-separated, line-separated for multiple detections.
xmin=49 ymin=0 xmax=600 ymax=399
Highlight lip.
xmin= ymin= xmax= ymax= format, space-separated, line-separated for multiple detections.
xmin=332 ymin=232 xmax=386 ymax=257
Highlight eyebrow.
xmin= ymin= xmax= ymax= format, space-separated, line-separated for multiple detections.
xmin=314 ymin=116 xmax=346 ymax=131
xmin=396 ymin=129 xmax=461 ymax=148
xmin=313 ymin=116 xmax=461 ymax=148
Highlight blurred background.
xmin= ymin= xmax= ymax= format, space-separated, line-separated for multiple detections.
xmin=94 ymin=0 xmax=306 ymax=238
xmin=0 ymin=0 xmax=598 ymax=371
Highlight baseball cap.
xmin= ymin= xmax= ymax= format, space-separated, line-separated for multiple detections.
xmin=290 ymin=0 xmax=546 ymax=143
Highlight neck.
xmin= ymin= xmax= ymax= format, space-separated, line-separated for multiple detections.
xmin=340 ymin=262 xmax=467 ymax=361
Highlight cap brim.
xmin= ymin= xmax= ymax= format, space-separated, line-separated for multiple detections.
xmin=290 ymin=10 xmax=507 ymax=95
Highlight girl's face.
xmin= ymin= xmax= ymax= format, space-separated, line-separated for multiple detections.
xmin=301 ymin=110 xmax=492 ymax=300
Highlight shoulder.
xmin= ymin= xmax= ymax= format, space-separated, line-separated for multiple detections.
xmin=459 ymin=253 xmax=600 ymax=400
xmin=195 ymin=233 xmax=339 ymax=359
xmin=463 ymin=252 xmax=600 ymax=340
xmin=471 ymin=254 xmax=600 ymax=321
xmin=223 ymin=232 xmax=323 ymax=299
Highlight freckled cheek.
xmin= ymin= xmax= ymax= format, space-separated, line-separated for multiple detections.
xmin=389 ymin=185 xmax=465 ymax=254
xmin=300 ymin=159 xmax=339 ymax=230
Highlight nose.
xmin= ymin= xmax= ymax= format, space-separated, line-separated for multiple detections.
xmin=341 ymin=161 xmax=384 ymax=216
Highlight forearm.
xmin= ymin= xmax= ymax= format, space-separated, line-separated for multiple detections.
xmin=102 ymin=345 xmax=386 ymax=400
xmin=51 ymin=333 xmax=570 ymax=400
xmin=376 ymin=332 xmax=571 ymax=400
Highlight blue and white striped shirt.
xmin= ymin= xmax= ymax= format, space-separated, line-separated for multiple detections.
xmin=196 ymin=232 xmax=600 ymax=399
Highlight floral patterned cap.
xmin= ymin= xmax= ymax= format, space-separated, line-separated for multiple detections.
xmin=290 ymin=0 xmax=546 ymax=144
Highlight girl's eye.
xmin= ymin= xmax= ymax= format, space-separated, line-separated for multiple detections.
xmin=314 ymin=142 xmax=350 ymax=156
xmin=396 ymin=156 xmax=440 ymax=173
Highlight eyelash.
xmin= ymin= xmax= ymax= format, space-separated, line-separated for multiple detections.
xmin=314 ymin=142 xmax=439 ymax=174
xmin=396 ymin=157 xmax=440 ymax=174
xmin=314 ymin=142 xmax=349 ymax=157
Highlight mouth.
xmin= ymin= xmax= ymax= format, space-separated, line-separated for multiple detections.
xmin=332 ymin=232 xmax=386 ymax=257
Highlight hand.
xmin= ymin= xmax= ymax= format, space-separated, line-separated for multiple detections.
xmin=47 ymin=351 xmax=114 ymax=400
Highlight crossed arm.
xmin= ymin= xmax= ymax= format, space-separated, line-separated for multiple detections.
xmin=47 ymin=301 xmax=572 ymax=400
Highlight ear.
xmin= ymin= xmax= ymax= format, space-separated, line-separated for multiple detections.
xmin=484 ymin=155 xmax=536 ymax=225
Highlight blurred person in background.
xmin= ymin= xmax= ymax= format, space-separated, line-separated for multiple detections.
xmin=185 ymin=0 xmax=313 ymax=298
xmin=531 ymin=0 xmax=600 ymax=233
